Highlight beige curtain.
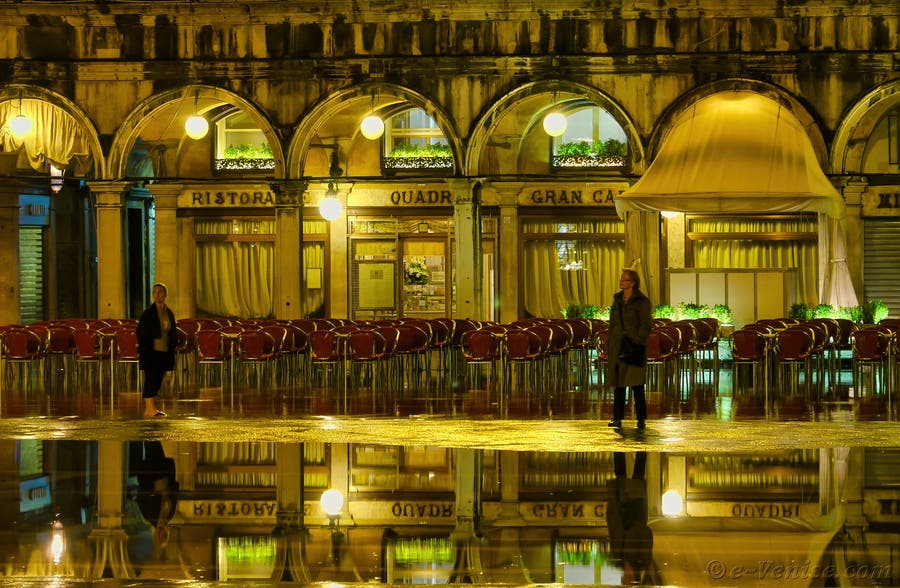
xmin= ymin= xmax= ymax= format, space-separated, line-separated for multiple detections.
xmin=0 ymin=99 xmax=92 ymax=174
xmin=195 ymin=220 xmax=275 ymax=318
xmin=524 ymin=239 xmax=625 ymax=317
xmin=691 ymin=218 xmax=819 ymax=306
xmin=818 ymin=215 xmax=859 ymax=307
xmin=303 ymin=242 xmax=325 ymax=316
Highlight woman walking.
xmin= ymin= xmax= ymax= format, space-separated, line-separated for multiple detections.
xmin=136 ymin=283 xmax=177 ymax=417
xmin=607 ymin=269 xmax=652 ymax=429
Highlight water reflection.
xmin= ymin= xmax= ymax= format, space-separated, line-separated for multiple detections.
xmin=6 ymin=441 xmax=899 ymax=586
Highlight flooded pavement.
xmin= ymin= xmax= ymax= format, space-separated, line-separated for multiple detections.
xmin=0 ymin=359 xmax=898 ymax=586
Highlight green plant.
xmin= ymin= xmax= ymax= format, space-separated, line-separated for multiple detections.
xmin=789 ymin=303 xmax=810 ymax=320
xmin=677 ymin=302 xmax=708 ymax=320
xmin=811 ymin=304 xmax=835 ymax=319
xmin=561 ymin=304 xmax=581 ymax=319
xmin=837 ymin=305 xmax=863 ymax=323
xmin=557 ymin=141 xmax=593 ymax=157
xmin=653 ymin=304 xmax=674 ymax=319
xmin=387 ymin=143 xmax=452 ymax=158
xmin=561 ymin=304 xmax=604 ymax=319
xmin=861 ymin=299 xmax=889 ymax=324
xmin=712 ymin=304 xmax=733 ymax=325
xmin=222 ymin=142 xmax=273 ymax=159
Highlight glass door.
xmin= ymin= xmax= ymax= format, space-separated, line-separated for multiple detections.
xmin=401 ymin=239 xmax=447 ymax=319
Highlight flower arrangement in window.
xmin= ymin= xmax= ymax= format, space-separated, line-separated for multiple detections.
xmin=403 ymin=257 xmax=431 ymax=285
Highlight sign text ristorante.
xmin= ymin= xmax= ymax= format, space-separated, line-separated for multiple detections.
xmin=191 ymin=190 xmax=275 ymax=206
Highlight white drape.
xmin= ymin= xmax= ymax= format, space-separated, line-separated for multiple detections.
xmin=818 ymin=215 xmax=859 ymax=307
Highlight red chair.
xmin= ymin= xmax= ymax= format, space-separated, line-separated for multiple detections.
xmin=460 ymin=329 xmax=503 ymax=390
xmin=395 ymin=324 xmax=432 ymax=390
xmin=775 ymin=327 xmax=815 ymax=396
xmin=646 ymin=329 xmax=676 ymax=394
xmin=72 ymin=328 xmax=113 ymax=391
xmin=503 ymin=329 xmax=544 ymax=394
xmin=46 ymin=324 xmax=76 ymax=389
xmin=730 ymin=328 xmax=767 ymax=394
xmin=237 ymin=330 xmax=278 ymax=389
xmin=196 ymin=329 xmax=232 ymax=390
xmin=851 ymin=327 xmax=892 ymax=398
xmin=114 ymin=328 xmax=142 ymax=392
xmin=347 ymin=329 xmax=388 ymax=390
xmin=2 ymin=327 xmax=44 ymax=390
xmin=309 ymin=330 xmax=344 ymax=388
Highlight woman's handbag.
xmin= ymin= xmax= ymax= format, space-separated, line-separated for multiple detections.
xmin=619 ymin=336 xmax=647 ymax=367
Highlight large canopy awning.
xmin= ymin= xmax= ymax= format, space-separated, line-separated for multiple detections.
xmin=616 ymin=91 xmax=844 ymax=219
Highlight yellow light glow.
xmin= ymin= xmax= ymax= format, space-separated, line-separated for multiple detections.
xmin=319 ymin=196 xmax=342 ymax=221
xmin=50 ymin=520 xmax=65 ymax=564
xmin=661 ymin=489 xmax=684 ymax=517
xmin=360 ymin=115 xmax=385 ymax=140
xmin=7 ymin=114 xmax=32 ymax=138
xmin=542 ymin=112 xmax=567 ymax=137
xmin=661 ymin=210 xmax=680 ymax=219
xmin=320 ymin=488 xmax=344 ymax=516
xmin=184 ymin=115 xmax=209 ymax=140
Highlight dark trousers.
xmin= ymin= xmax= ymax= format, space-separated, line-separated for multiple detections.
xmin=614 ymin=451 xmax=647 ymax=479
xmin=613 ymin=385 xmax=646 ymax=421
xmin=142 ymin=351 xmax=169 ymax=399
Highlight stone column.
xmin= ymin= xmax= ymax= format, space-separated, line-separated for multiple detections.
xmin=449 ymin=179 xmax=483 ymax=321
xmin=492 ymin=183 xmax=523 ymax=324
xmin=841 ymin=178 xmax=866 ymax=297
xmin=0 ymin=155 xmax=24 ymax=325
xmin=88 ymin=440 xmax=134 ymax=578
xmin=146 ymin=184 xmax=189 ymax=316
xmin=272 ymin=182 xmax=307 ymax=320
xmin=88 ymin=181 xmax=130 ymax=319
xmin=449 ymin=448 xmax=483 ymax=582
xmin=323 ymin=187 xmax=348 ymax=319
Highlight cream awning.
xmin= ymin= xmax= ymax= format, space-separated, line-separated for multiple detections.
xmin=616 ymin=91 xmax=844 ymax=219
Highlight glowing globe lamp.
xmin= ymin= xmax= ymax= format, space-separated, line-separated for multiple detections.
xmin=542 ymin=112 xmax=567 ymax=137
xmin=360 ymin=115 xmax=385 ymax=140
xmin=320 ymin=488 xmax=345 ymax=517
xmin=184 ymin=115 xmax=209 ymax=140
xmin=7 ymin=114 xmax=32 ymax=138
xmin=320 ymin=195 xmax=342 ymax=221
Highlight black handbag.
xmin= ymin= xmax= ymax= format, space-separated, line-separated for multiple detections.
xmin=617 ymin=303 xmax=647 ymax=367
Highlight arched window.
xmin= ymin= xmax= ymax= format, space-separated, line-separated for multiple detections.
xmin=551 ymin=106 xmax=628 ymax=170
xmin=382 ymin=108 xmax=452 ymax=171
xmin=214 ymin=110 xmax=274 ymax=173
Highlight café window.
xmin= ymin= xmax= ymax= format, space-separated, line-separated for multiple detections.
xmin=214 ymin=110 xmax=275 ymax=173
xmin=383 ymin=108 xmax=453 ymax=172
xmin=195 ymin=218 xmax=275 ymax=319
xmin=522 ymin=218 xmax=625 ymax=318
xmin=385 ymin=535 xmax=456 ymax=584
xmin=551 ymin=106 xmax=628 ymax=170
xmin=217 ymin=536 xmax=277 ymax=580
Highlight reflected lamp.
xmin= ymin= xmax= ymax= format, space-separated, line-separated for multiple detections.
xmin=661 ymin=489 xmax=684 ymax=517
xmin=50 ymin=518 xmax=65 ymax=565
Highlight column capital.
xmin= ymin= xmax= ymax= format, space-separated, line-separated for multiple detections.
xmin=87 ymin=180 xmax=132 ymax=207
xmin=446 ymin=178 xmax=486 ymax=205
xmin=146 ymin=182 xmax=184 ymax=209
xmin=271 ymin=180 xmax=310 ymax=207
xmin=487 ymin=181 xmax=526 ymax=206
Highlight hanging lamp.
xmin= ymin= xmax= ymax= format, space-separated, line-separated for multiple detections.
xmin=360 ymin=91 xmax=384 ymax=140
xmin=542 ymin=89 xmax=567 ymax=137
xmin=184 ymin=91 xmax=208 ymax=140
xmin=7 ymin=92 xmax=32 ymax=138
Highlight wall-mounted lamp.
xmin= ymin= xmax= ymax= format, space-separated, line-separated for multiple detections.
xmin=7 ymin=93 xmax=32 ymax=139
xmin=49 ymin=518 xmax=66 ymax=565
xmin=320 ymin=183 xmax=342 ymax=221
xmin=542 ymin=90 xmax=567 ymax=137
xmin=50 ymin=164 xmax=65 ymax=193
xmin=184 ymin=92 xmax=208 ymax=140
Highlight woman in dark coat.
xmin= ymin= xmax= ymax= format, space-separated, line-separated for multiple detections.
xmin=607 ymin=451 xmax=653 ymax=584
xmin=136 ymin=283 xmax=177 ymax=417
xmin=606 ymin=269 xmax=652 ymax=429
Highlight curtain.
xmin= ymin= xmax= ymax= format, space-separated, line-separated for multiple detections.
xmin=524 ymin=239 xmax=625 ymax=317
xmin=818 ymin=215 xmax=859 ymax=307
xmin=195 ymin=220 xmax=275 ymax=318
xmin=303 ymin=242 xmax=325 ymax=317
xmin=691 ymin=218 xmax=819 ymax=306
xmin=0 ymin=99 xmax=92 ymax=175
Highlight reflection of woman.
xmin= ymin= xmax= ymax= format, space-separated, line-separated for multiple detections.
xmin=607 ymin=452 xmax=653 ymax=584
xmin=606 ymin=269 xmax=652 ymax=429
xmin=136 ymin=283 xmax=177 ymax=417
xmin=134 ymin=441 xmax=179 ymax=550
